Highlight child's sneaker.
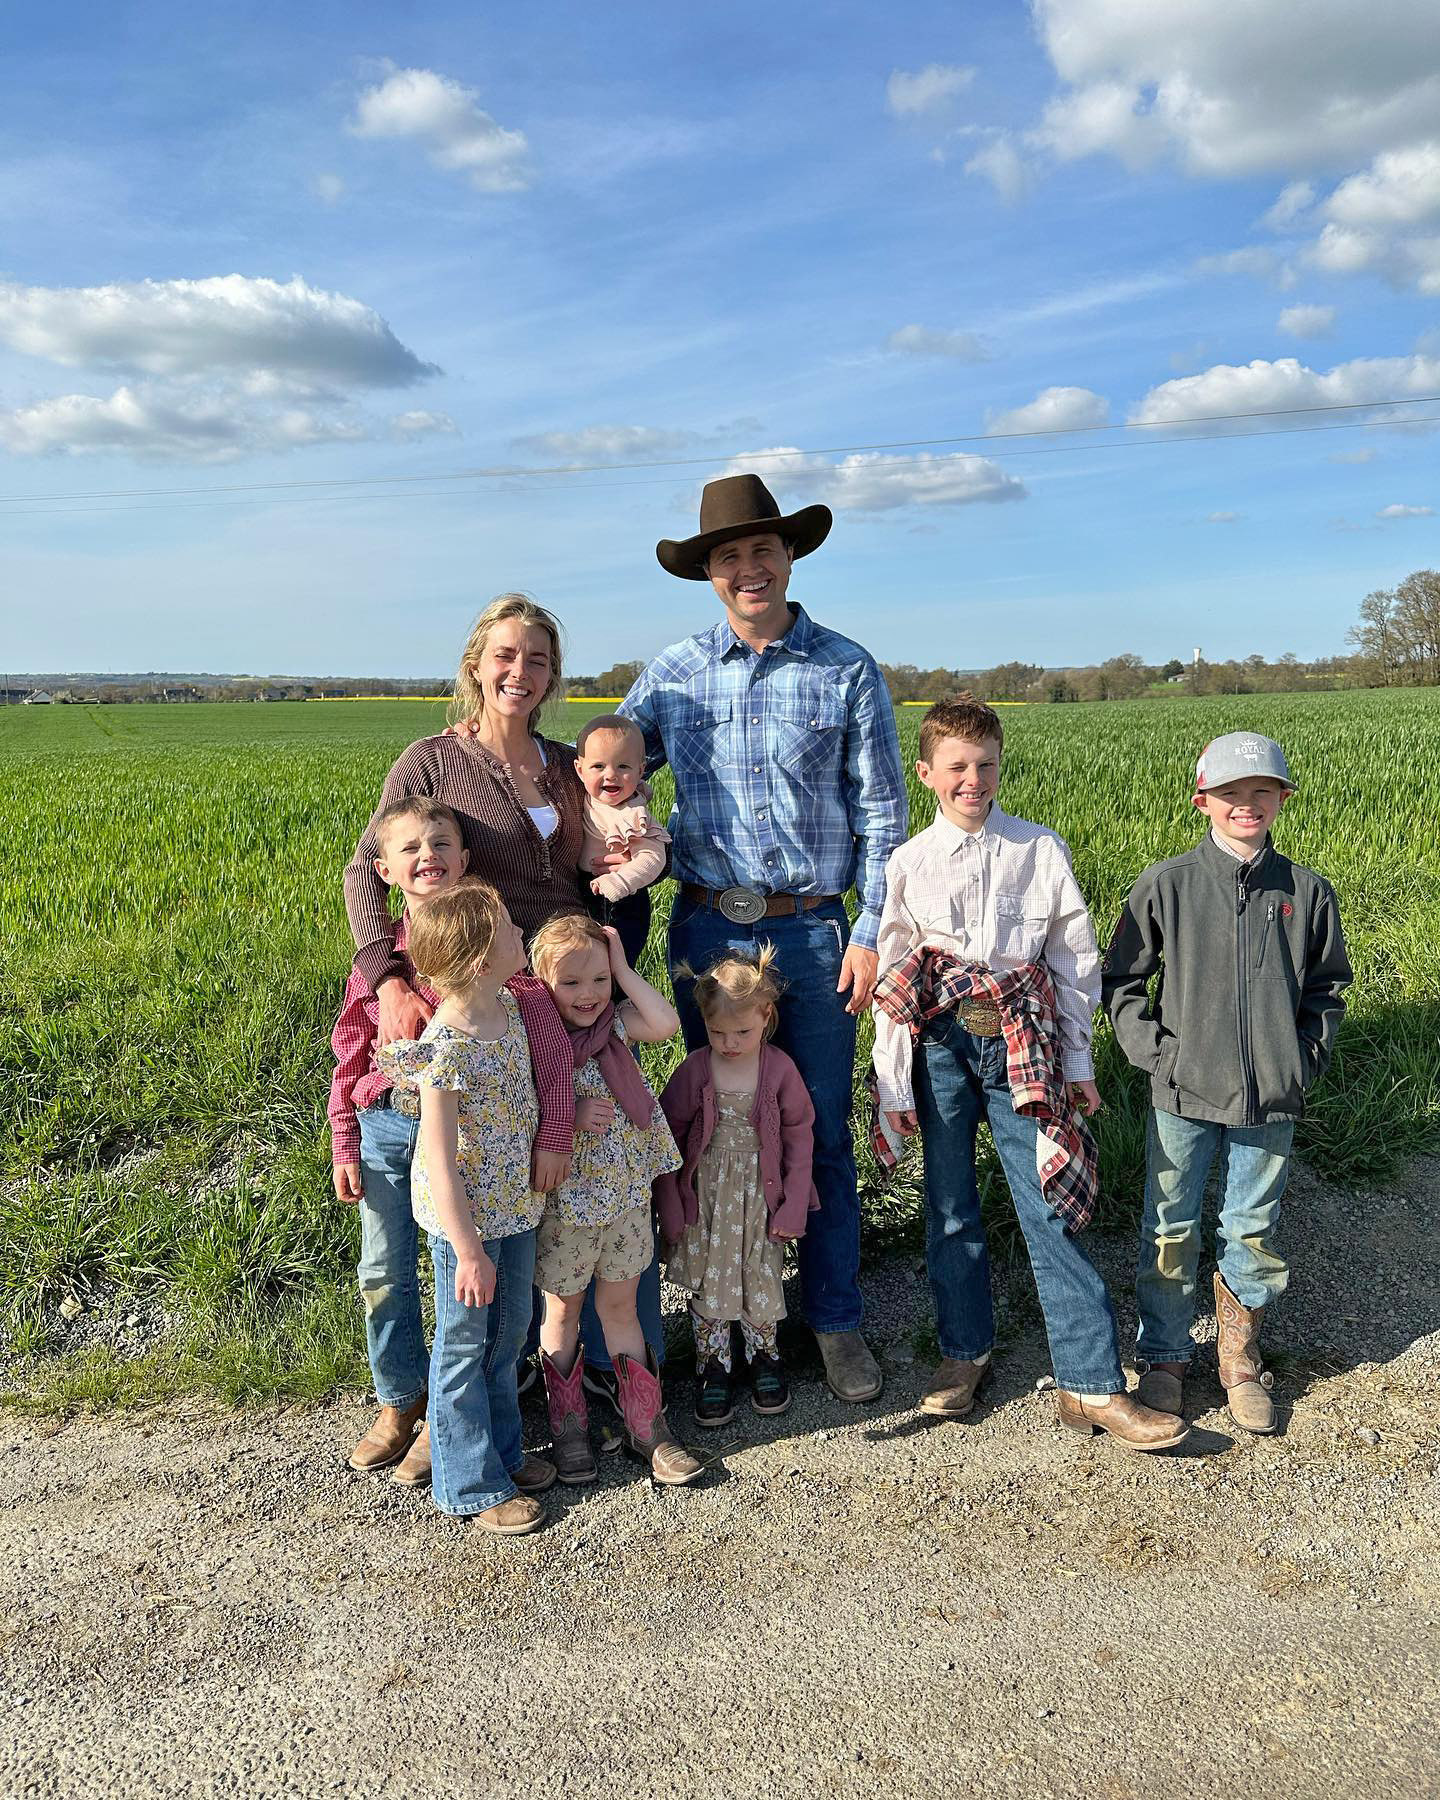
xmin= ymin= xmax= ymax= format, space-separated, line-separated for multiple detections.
xmin=748 ymin=1353 xmax=790 ymax=1416
xmin=694 ymin=1358 xmax=736 ymax=1428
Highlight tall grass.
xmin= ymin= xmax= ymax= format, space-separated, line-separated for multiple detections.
xmin=4 ymin=690 xmax=1437 ymax=1402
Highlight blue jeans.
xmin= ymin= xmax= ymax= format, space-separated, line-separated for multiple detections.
xmin=356 ymin=1105 xmax=428 ymax=1406
xmin=1136 ymin=1109 xmax=1296 ymax=1365
xmin=913 ymin=1017 xmax=1124 ymax=1394
xmin=670 ymin=895 xmax=862 ymax=1333
xmin=428 ymin=1228 xmax=537 ymax=1517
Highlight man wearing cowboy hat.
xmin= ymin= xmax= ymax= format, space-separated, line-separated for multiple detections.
xmin=621 ymin=473 xmax=907 ymax=1402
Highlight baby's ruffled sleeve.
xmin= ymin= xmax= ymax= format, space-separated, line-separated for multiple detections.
xmin=376 ymin=1036 xmax=472 ymax=1092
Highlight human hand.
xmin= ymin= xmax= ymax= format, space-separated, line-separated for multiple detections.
xmin=444 ymin=718 xmax=484 ymax=741
xmin=837 ymin=944 xmax=879 ymax=1016
xmin=531 ymin=1148 xmax=572 ymax=1192
xmin=884 ymin=1109 xmax=919 ymax=1137
xmin=592 ymin=846 xmax=634 ymax=872
xmin=454 ymin=1244 xmax=496 ymax=1308
xmin=1071 ymin=1080 xmax=1103 ymax=1116
xmin=576 ymin=1096 xmax=616 ymax=1133
xmin=601 ymin=924 xmax=630 ymax=978
xmin=377 ymin=977 xmax=433 ymax=1047
xmin=769 ymin=1228 xmax=800 ymax=1243
xmin=332 ymin=1164 xmax=363 ymax=1204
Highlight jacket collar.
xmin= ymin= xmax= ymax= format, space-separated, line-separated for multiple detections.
xmin=705 ymin=603 xmax=814 ymax=662
xmin=1199 ymin=828 xmax=1273 ymax=883
xmin=931 ymin=801 xmax=1008 ymax=857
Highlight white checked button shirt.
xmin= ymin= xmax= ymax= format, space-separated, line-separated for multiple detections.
xmin=872 ymin=804 xmax=1101 ymax=1110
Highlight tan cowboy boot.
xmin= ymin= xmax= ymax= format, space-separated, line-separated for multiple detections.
xmin=614 ymin=1350 xmax=705 ymax=1487
xmin=392 ymin=1422 xmax=432 ymax=1488
xmin=1134 ymin=1361 xmax=1187 ymax=1416
xmin=475 ymin=1496 xmax=546 ymax=1536
xmin=347 ymin=1395 xmax=427 ymax=1472
xmin=920 ymin=1356 xmax=991 ymax=1420
xmin=1214 ymin=1272 xmax=1276 ymax=1433
xmin=542 ymin=1349 xmax=597 ymax=1485
xmin=1057 ymin=1390 xmax=1191 ymax=1451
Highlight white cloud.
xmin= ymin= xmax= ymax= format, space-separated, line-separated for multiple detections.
xmin=963 ymin=137 xmax=1033 ymax=203
xmin=0 ymin=384 xmax=376 ymax=461
xmin=1261 ymin=180 xmax=1316 ymax=231
xmin=0 ymin=275 xmax=435 ymax=386
xmin=886 ymin=324 xmax=990 ymax=360
xmin=1278 ymin=304 xmax=1335 ymax=339
xmin=986 ymin=386 xmax=1109 ymax=435
xmin=1377 ymin=502 xmax=1433 ymax=518
xmin=1330 ymin=447 xmax=1377 ymax=463
xmin=1207 ymin=511 xmax=1241 ymax=523
xmin=512 ymin=419 xmax=763 ymax=462
xmin=718 ymin=446 xmax=1026 ymax=515
xmin=1131 ymin=353 xmax=1440 ymax=427
xmin=391 ymin=410 xmax=458 ymax=437
xmin=348 ymin=67 xmax=530 ymax=192
xmin=1327 ymin=142 xmax=1440 ymax=230
xmin=311 ymin=172 xmax=345 ymax=205
xmin=1193 ymin=247 xmax=1297 ymax=288
xmin=1036 ymin=79 xmax=1167 ymax=170
xmin=886 ymin=64 xmax=975 ymax=117
xmin=1307 ymin=222 xmax=1440 ymax=293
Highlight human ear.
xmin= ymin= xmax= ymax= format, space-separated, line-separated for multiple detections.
xmin=374 ymin=855 xmax=393 ymax=882
xmin=915 ymin=760 xmax=936 ymax=792
xmin=458 ymin=846 xmax=470 ymax=872
xmin=1191 ymin=793 xmax=1210 ymax=815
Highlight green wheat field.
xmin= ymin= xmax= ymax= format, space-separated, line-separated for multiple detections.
xmin=4 ymin=690 xmax=1439 ymax=1405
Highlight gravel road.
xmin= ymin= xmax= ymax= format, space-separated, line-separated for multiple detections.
xmin=3 ymin=1158 xmax=1438 ymax=1799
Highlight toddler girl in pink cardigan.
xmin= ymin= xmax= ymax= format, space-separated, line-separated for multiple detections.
xmin=657 ymin=947 xmax=818 ymax=1430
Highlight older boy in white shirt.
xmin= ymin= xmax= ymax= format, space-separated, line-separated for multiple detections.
xmin=873 ymin=698 xmax=1186 ymax=1451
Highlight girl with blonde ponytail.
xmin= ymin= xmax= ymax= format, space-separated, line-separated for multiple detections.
xmin=655 ymin=946 xmax=819 ymax=1429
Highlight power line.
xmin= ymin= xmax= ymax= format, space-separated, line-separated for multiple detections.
xmin=0 ymin=393 xmax=1437 ymax=511
xmin=3 ymin=409 xmax=1437 ymax=517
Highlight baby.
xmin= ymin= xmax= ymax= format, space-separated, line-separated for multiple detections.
xmin=575 ymin=714 xmax=670 ymax=905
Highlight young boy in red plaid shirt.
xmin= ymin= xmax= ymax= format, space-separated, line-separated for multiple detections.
xmin=872 ymin=698 xmax=1186 ymax=1451
xmin=329 ymin=797 xmax=574 ymax=1482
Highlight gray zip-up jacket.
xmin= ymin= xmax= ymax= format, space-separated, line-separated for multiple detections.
xmin=1101 ymin=833 xmax=1352 ymax=1127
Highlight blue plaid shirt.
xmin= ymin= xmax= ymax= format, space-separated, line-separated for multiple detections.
xmin=619 ymin=606 xmax=908 ymax=950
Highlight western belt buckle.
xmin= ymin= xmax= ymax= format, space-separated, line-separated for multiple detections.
xmin=957 ymin=997 xmax=1002 ymax=1038
xmin=717 ymin=885 xmax=768 ymax=924
xmin=389 ymin=1084 xmax=421 ymax=1119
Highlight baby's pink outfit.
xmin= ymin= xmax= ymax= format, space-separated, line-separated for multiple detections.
xmin=583 ymin=790 xmax=670 ymax=901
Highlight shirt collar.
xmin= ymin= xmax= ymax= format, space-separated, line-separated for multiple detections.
xmin=708 ymin=603 xmax=813 ymax=662
xmin=932 ymin=802 xmax=1008 ymax=856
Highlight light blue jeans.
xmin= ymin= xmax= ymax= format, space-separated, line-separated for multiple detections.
xmin=428 ymin=1228 xmax=537 ymax=1517
xmin=1135 ymin=1109 xmax=1296 ymax=1365
xmin=356 ymin=1105 xmax=427 ymax=1407
xmin=914 ymin=1016 xmax=1125 ymax=1395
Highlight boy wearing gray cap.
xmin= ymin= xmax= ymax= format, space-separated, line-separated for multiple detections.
xmin=1102 ymin=732 xmax=1351 ymax=1432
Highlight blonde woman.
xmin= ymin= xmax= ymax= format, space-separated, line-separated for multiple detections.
xmin=344 ymin=594 xmax=588 ymax=1052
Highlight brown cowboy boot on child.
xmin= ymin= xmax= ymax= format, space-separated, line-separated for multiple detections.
xmin=614 ymin=1350 xmax=705 ymax=1485
xmin=1214 ymin=1271 xmax=1277 ymax=1433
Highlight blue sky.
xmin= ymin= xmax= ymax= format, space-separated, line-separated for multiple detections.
xmin=3 ymin=0 xmax=1437 ymax=676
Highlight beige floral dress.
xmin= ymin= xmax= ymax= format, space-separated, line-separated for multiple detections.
xmin=665 ymin=1091 xmax=786 ymax=1324
xmin=376 ymin=997 xmax=542 ymax=1240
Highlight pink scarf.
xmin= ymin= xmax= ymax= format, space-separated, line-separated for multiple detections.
xmin=566 ymin=1004 xmax=654 ymax=1129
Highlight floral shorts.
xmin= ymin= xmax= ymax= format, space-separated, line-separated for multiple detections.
xmin=534 ymin=1203 xmax=653 ymax=1296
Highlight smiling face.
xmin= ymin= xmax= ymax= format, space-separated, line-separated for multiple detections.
xmin=704 ymin=1003 xmax=771 ymax=1061
xmin=1194 ymin=775 xmax=1289 ymax=855
xmin=575 ymin=726 xmax=643 ymax=807
xmin=465 ymin=618 xmax=554 ymax=728
xmin=705 ymin=531 xmax=794 ymax=640
xmin=374 ymin=810 xmax=469 ymax=905
xmin=916 ymin=734 xmax=1001 ymax=833
xmin=546 ymin=941 xmax=612 ymax=1028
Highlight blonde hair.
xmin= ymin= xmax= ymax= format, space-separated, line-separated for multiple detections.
xmin=529 ymin=910 xmax=607 ymax=988
xmin=406 ymin=879 xmax=502 ymax=995
xmin=449 ymin=593 xmax=564 ymax=732
xmin=691 ymin=945 xmax=783 ymax=1038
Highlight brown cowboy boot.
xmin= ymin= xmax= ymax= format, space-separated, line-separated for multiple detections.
xmin=614 ymin=1350 xmax=705 ymax=1487
xmin=542 ymin=1349 xmax=598 ymax=1485
xmin=392 ymin=1421 xmax=432 ymax=1488
xmin=920 ymin=1356 xmax=991 ymax=1420
xmin=347 ymin=1394 xmax=427 ymax=1472
xmin=1214 ymin=1272 xmax=1276 ymax=1433
xmin=1057 ymin=1390 xmax=1191 ymax=1451
xmin=1134 ymin=1361 xmax=1187 ymax=1415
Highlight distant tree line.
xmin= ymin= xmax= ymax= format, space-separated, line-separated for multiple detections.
xmin=1346 ymin=570 xmax=1440 ymax=687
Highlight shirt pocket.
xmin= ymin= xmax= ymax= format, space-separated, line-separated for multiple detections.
xmin=771 ymin=690 xmax=846 ymax=783
xmin=993 ymin=893 xmax=1049 ymax=962
xmin=668 ymin=697 xmax=737 ymax=780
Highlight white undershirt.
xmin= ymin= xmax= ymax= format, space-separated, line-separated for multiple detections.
xmin=525 ymin=740 xmax=558 ymax=840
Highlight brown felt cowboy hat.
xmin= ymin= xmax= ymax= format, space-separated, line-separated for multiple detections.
xmin=655 ymin=472 xmax=832 ymax=581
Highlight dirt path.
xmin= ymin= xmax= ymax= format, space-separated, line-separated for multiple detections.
xmin=3 ymin=1160 xmax=1438 ymax=1799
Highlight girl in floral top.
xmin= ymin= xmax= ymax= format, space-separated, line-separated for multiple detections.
xmin=528 ymin=915 xmax=702 ymax=1489
xmin=378 ymin=880 xmax=559 ymax=1537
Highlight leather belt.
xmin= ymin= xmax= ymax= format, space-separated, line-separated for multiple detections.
xmin=370 ymin=1084 xmax=421 ymax=1119
xmin=680 ymin=882 xmax=840 ymax=924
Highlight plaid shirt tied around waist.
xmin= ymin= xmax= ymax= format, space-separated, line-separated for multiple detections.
xmin=871 ymin=948 xmax=1099 ymax=1232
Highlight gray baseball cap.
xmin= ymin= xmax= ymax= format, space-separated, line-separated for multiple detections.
xmin=1194 ymin=731 xmax=1296 ymax=793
